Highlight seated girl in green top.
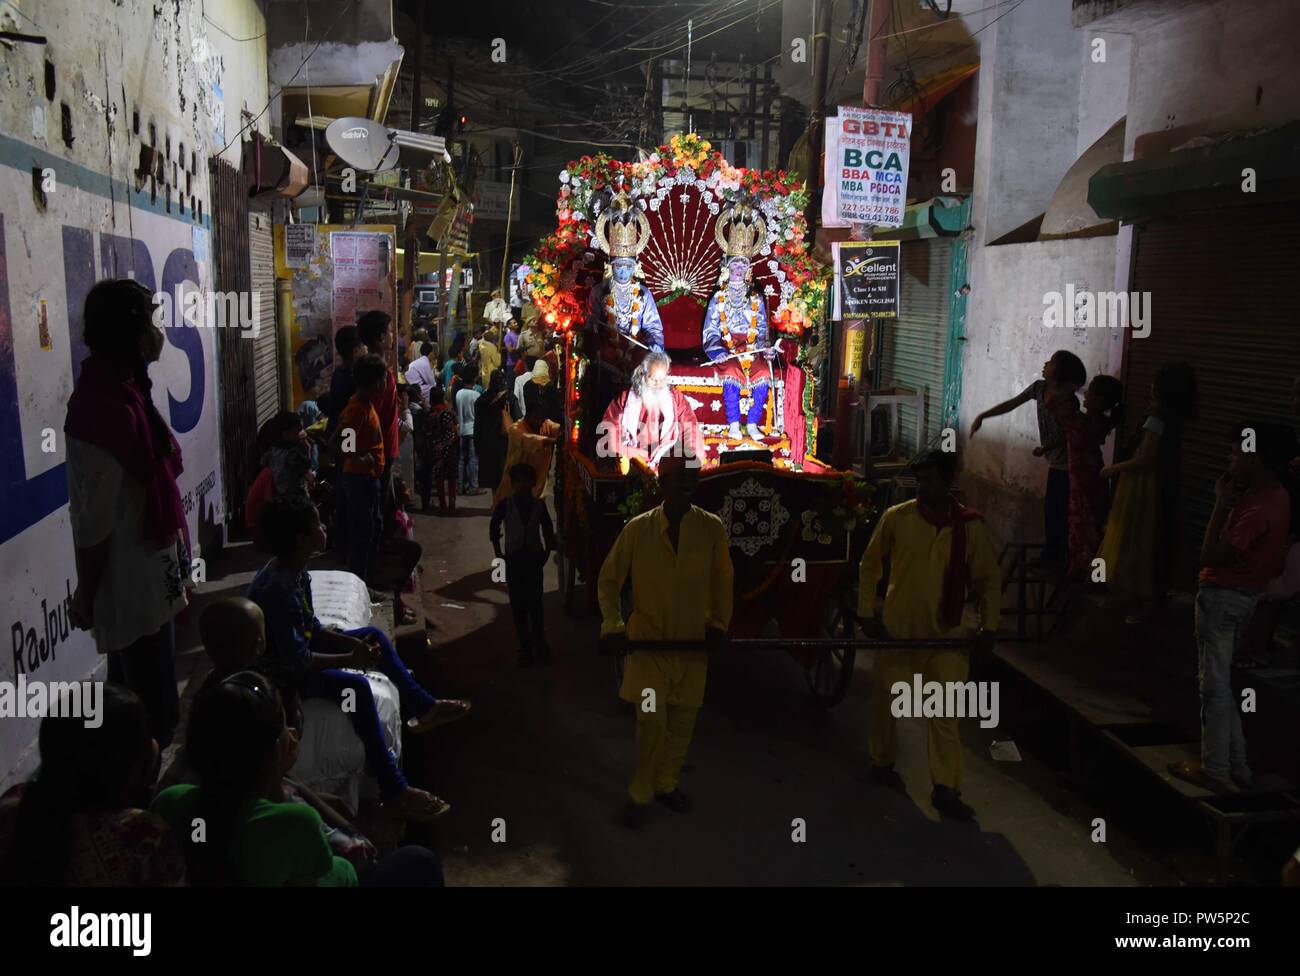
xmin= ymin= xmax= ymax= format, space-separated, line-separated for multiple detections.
xmin=153 ymin=671 xmax=356 ymax=886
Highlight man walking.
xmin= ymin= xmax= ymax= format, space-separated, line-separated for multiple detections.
xmin=598 ymin=455 xmax=733 ymax=828
xmin=857 ymin=450 xmax=1002 ymax=820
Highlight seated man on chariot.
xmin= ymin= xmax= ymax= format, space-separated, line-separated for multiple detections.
xmin=702 ymin=204 xmax=776 ymax=444
xmin=597 ymin=349 xmax=705 ymax=472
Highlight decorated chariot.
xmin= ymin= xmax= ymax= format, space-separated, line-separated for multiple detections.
xmin=522 ymin=135 xmax=877 ymax=705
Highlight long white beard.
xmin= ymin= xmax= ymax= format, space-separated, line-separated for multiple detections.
xmin=622 ymin=387 xmax=675 ymax=447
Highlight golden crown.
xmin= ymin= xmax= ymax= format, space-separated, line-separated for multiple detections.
xmin=714 ymin=204 xmax=767 ymax=259
xmin=595 ymin=191 xmax=651 ymax=258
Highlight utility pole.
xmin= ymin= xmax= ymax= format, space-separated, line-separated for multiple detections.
xmin=806 ymin=0 xmax=833 ymax=204
xmin=402 ymin=0 xmax=425 ymax=345
xmin=833 ymin=0 xmax=892 ymax=470
xmin=438 ymin=59 xmax=455 ymax=357
xmin=500 ymin=141 xmax=522 ymax=294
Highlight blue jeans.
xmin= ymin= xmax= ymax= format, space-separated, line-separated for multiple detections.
xmin=1195 ymin=584 xmax=1259 ymax=780
xmin=303 ymin=626 xmax=439 ymax=799
xmin=459 ymin=436 xmax=479 ymax=492
xmin=341 ymin=473 xmax=382 ymax=582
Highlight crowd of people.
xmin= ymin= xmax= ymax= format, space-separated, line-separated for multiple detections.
xmin=4 ymin=276 xmax=1297 ymax=885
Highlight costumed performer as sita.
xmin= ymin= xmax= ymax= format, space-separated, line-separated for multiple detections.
xmin=598 ymin=349 xmax=706 ymax=472
xmin=702 ymin=203 xmax=774 ymax=444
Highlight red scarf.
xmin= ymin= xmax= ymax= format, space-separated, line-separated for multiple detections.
xmin=915 ymin=495 xmax=984 ymax=629
xmin=64 ymin=356 xmax=189 ymax=552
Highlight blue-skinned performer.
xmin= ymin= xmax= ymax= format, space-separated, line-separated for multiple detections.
xmin=585 ymin=189 xmax=664 ymax=439
xmin=702 ymin=205 xmax=773 ymax=443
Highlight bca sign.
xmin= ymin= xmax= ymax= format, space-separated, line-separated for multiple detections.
xmin=821 ymin=106 xmax=912 ymax=229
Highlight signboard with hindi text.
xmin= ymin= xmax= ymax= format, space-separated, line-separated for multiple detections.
xmin=822 ymin=106 xmax=912 ymax=229
xmin=834 ymin=240 xmax=900 ymax=320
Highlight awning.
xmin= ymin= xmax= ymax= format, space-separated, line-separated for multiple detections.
xmin=1088 ymin=121 xmax=1300 ymax=220
xmin=873 ymin=195 xmax=968 ymax=239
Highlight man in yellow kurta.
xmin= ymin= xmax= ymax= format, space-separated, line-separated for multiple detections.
xmin=598 ymin=456 xmax=734 ymax=828
xmin=477 ymin=327 xmax=502 ymax=388
xmin=858 ymin=449 xmax=1001 ymax=820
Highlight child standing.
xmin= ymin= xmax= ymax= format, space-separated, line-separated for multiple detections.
xmin=970 ymin=350 xmax=1087 ymax=569
xmin=1042 ymin=375 xmax=1124 ymax=582
xmin=455 ymin=364 xmax=482 ymax=495
xmin=415 ymin=383 xmax=460 ymax=514
xmin=1097 ymin=362 xmax=1197 ymax=606
xmin=332 ymin=354 xmax=387 ymax=582
xmin=490 ymin=464 xmax=556 ymax=666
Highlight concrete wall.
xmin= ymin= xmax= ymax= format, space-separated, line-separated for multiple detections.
xmin=0 ymin=0 xmax=267 ymax=789
xmin=1122 ymin=0 xmax=1299 ymax=157
xmin=971 ymin=0 xmax=1085 ymax=246
xmin=958 ymin=236 xmax=1121 ymax=546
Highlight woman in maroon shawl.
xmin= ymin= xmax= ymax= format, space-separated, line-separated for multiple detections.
xmin=64 ymin=279 xmax=189 ymax=748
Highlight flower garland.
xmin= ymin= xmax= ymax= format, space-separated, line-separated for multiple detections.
xmin=604 ymin=287 xmax=642 ymax=337
xmin=718 ymin=295 xmax=760 ymax=372
xmin=521 ymin=133 xmax=827 ymax=343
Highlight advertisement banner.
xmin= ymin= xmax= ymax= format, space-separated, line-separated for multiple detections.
xmin=822 ymin=106 xmax=912 ymax=229
xmin=0 ymin=156 xmax=224 ymax=783
xmin=833 ymin=240 xmax=901 ymax=320
xmin=275 ymin=224 xmax=396 ymax=407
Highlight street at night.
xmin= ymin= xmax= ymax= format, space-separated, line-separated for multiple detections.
xmin=1 ymin=0 xmax=1298 ymax=958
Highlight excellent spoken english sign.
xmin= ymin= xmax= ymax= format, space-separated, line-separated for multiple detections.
xmin=822 ymin=106 xmax=912 ymax=229
xmin=834 ymin=240 xmax=901 ymax=320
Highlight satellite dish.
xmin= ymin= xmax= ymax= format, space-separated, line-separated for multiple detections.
xmin=324 ymin=116 xmax=399 ymax=172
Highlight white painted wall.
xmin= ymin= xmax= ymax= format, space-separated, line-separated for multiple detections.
xmin=205 ymin=0 xmax=272 ymax=165
xmin=1123 ymin=0 xmax=1300 ymax=159
xmin=0 ymin=0 xmax=267 ymax=789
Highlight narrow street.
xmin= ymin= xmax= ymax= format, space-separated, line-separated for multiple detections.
xmin=410 ymin=491 xmax=1171 ymax=886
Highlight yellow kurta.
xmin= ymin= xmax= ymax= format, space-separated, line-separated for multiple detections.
xmin=599 ymin=505 xmax=735 ymax=803
xmin=858 ymin=500 xmax=1002 ymax=637
xmin=857 ymin=500 xmax=1002 ymax=790
xmin=494 ymin=418 xmax=561 ymax=504
xmin=477 ymin=339 xmax=501 ymax=389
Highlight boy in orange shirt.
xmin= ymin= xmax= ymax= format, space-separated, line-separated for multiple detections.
xmin=333 ymin=354 xmax=388 ymax=581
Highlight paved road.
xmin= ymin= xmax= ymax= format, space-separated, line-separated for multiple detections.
xmin=407 ymin=490 xmax=1176 ymax=886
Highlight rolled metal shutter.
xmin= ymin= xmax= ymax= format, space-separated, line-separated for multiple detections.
xmin=211 ymin=159 xmax=255 ymax=525
xmin=879 ymin=238 xmax=952 ymax=455
xmin=249 ymin=209 xmax=280 ymax=428
xmin=1125 ymin=202 xmax=1300 ymax=585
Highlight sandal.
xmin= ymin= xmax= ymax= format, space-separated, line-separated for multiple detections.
xmin=381 ymin=788 xmax=451 ymax=822
xmin=395 ymin=604 xmax=419 ymax=625
xmin=407 ymin=699 xmax=472 ymax=733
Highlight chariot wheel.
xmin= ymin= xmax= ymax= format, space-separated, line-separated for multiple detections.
xmin=804 ymin=587 xmax=857 ymax=707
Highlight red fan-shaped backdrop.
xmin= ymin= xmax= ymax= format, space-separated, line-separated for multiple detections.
xmin=567 ymin=183 xmax=783 ymax=355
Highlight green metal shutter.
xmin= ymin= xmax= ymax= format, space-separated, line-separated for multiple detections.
xmin=879 ymin=238 xmax=952 ymax=455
